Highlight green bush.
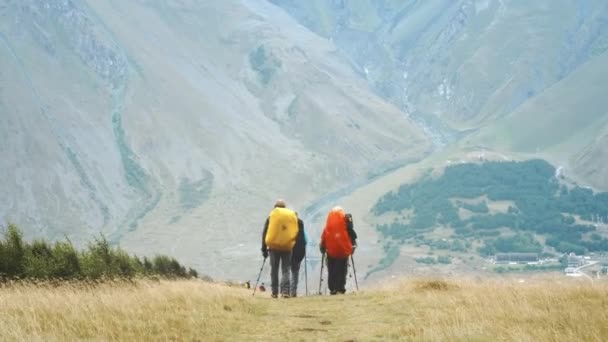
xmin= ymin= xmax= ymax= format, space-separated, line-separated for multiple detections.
xmin=80 ymin=236 xmax=113 ymax=278
xmin=490 ymin=233 xmax=542 ymax=253
xmin=552 ymin=241 xmax=587 ymax=255
xmin=143 ymin=256 xmax=154 ymax=274
xmin=249 ymin=45 xmax=282 ymax=84
xmin=415 ymin=257 xmax=437 ymax=264
xmin=51 ymin=241 xmax=81 ymax=278
xmin=152 ymin=255 xmax=188 ymax=278
xmin=437 ymin=255 xmax=452 ymax=264
xmin=188 ymin=268 xmax=199 ymax=278
xmin=477 ymin=243 xmax=496 ymax=256
xmin=461 ymin=201 xmax=489 ymax=214
xmin=0 ymin=224 xmax=197 ymax=281
xmin=24 ymin=240 xmax=54 ymax=278
xmin=0 ymin=224 xmax=25 ymax=277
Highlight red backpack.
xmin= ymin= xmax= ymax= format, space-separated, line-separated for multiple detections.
xmin=322 ymin=208 xmax=352 ymax=258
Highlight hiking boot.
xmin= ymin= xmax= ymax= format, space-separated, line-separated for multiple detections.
xmin=271 ymin=293 xmax=278 ymax=298
xmin=281 ymin=294 xmax=290 ymax=299
xmin=338 ymin=289 xmax=346 ymax=294
xmin=329 ymin=291 xmax=337 ymax=295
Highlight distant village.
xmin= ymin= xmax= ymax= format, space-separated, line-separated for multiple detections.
xmin=491 ymin=252 xmax=608 ymax=279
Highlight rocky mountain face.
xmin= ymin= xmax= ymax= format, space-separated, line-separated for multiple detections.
xmin=0 ymin=0 xmax=429 ymax=278
xmin=271 ymin=0 xmax=608 ymax=145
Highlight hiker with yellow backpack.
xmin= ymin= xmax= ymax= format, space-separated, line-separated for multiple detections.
xmin=261 ymin=200 xmax=299 ymax=298
xmin=319 ymin=207 xmax=358 ymax=295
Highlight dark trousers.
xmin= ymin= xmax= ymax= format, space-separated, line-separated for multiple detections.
xmin=290 ymin=257 xmax=303 ymax=297
xmin=269 ymin=250 xmax=292 ymax=295
xmin=326 ymin=255 xmax=348 ymax=294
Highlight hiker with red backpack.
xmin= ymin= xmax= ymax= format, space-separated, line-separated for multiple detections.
xmin=261 ymin=199 xmax=299 ymax=298
xmin=319 ymin=207 xmax=358 ymax=295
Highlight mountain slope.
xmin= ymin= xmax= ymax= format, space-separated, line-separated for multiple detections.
xmin=471 ymin=51 xmax=608 ymax=189
xmin=0 ymin=0 xmax=430 ymax=278
xmin=271 ymin=0 xmax=608 ymax=132
xmin=3 ymin=0 xmax=608 ymax=281
xmin=269 ymin=0 xmax=608 ymax=280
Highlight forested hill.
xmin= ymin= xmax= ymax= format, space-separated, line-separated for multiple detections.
xmin=372 ymin=159 xmax=608 ymax=268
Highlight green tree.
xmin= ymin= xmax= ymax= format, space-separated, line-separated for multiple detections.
xmin=2 ymin=224 xmax=26 ymax=277
xmin=24 ymin=240 xmax=53 ymax=278
xmin=51 ymin=240 xmax=81 ymax=278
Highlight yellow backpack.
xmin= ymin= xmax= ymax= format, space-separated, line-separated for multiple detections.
xmin=265 ymin=207 xmax=298 ymax=251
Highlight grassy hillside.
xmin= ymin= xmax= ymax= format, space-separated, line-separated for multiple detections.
xmin=473 ymin=52 xmax=608 ymax=153
xmin=1 ymin=278 xmax=606 ymax=341
xmin=470 ymin=51 xmax=608 ymax=189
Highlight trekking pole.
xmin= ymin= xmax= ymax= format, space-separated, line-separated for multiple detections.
xmin=252 ymin=257 xmax=267 ymax=296
xmin=318 ymin=252 xmax=325 ymax=295
xmin=304 ymin=253 xmax=308 ymax=296
xmin=347 ymin=259 xmax=354 ymax=292
xmin=350 ymin=254 xmax=359 ymax=291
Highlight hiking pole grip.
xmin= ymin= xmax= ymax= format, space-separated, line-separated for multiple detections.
xmin=252 ymin=257 xmax=267 ymax=296
xmin=351 ymin=254 xmax=359 ymax=291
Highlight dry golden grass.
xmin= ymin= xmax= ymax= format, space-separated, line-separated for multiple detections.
xmin=1 ymin=277 xmax=607 ymax=341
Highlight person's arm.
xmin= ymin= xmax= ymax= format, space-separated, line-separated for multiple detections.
xmin=261 ymin=218 xmax=269 ymax=258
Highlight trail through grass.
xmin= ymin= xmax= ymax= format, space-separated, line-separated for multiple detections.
xmin=1 ymin=277 xmax=607 ymax=341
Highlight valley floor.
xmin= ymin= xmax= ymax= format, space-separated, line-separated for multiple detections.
xmin=1 ymin=277 xmax=607 ymax=341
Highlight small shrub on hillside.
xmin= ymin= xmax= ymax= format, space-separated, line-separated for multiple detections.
xmin=51 ymin=241 xmax=81 ymax=278
xmin=415 ymin=257 xmax=437 ymax=264
xmin=0 ymin=224 xmax=26 ymax=277
xmin=142 ymin=257 xmax=154 ymax=274
xmin=414 ymin=279 xmax=457 ymax=291
xmin=24 ymin=240 xmax=54 ymax=278
xmin=152 ymin=255 xmax=188 ymax=278
xmin=437 ymin=255 xmax=452 ymax=264
xmin=187 ymin=268 xmax=198 ymax=278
